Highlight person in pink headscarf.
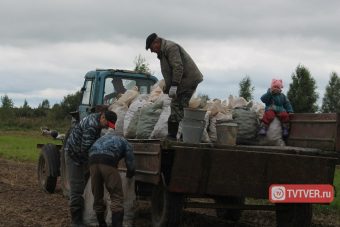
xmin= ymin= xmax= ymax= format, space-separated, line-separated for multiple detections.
xmin=258 ymin=79 xmax=294 ymax=137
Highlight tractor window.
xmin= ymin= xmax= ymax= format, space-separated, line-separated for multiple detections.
xmin=81 ymin=80 xmax=93 ymax=105
xmin=103 ymin=77 xmax=154 ymax=104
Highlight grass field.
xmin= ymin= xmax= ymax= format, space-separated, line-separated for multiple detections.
xmin=0 ymin=131 xmax=62 ymax=162
xmin=0 ymin=130 xmax=339 ymax=212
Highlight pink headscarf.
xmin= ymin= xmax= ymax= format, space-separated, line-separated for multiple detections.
xmin=271 ymin=79 xmax=283 ymax=89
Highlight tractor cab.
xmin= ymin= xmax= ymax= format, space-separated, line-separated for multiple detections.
xmin=79 ymin=69 xmax=158 ymax=120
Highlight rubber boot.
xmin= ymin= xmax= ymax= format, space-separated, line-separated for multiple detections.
xmin=167 ymin=121 xmax=179 ymax=140
xmin=282 ymin=123 xmax=290 ymax=138
xmin=111 ymin=210 xmax=124 ymax=227
xmin=96 ymin=212 xmax=107 ymax=227
xmin=258 ymin=123 xmax=268 ymax=136
xmin=70 ymin=210 xmax=84 ymax=227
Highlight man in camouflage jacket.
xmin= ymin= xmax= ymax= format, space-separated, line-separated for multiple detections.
xmin=88 ymin=132 xmax=135 ymax=227
xmin=64 ymin=111 xmax=117 ymax=226
xmin=146 ymin=33 xmax=203 ymax=139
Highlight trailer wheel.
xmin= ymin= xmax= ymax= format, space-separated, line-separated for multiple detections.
xmin=215 ymin=196 xmax=244 ymax=222
xmin=151 ymin=181 xmax=184 ymax=227
xmin=276 ymin=203 xmax=312 ymax=227
xmin=37 ymin=144 xmax=60 ymax=193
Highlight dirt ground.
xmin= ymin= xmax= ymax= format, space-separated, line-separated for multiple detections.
xmin=0 ymin=158 xmax=339 ymax=227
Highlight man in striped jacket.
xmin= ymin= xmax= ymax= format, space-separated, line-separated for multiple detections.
xmin=88 ymin=132 xmax=135 ymax=227
xmin=64 ymin=111 xmax=117 ymax=227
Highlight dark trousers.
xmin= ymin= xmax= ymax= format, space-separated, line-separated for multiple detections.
xmin=65 ymin=152 xmax=89 ymax=224
xmin=90 ymin=163 xmax=124 ymax=213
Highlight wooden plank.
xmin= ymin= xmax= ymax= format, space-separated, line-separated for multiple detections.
xmin=287 ymin=113 xmax=337 ymax=151
xmin=119 ymin=143 xmax=161 ymax=184
xmin=336 ymin=113 xmax=340 ymax=153
xmin=167 ymin=147 xmax=337 ymax=199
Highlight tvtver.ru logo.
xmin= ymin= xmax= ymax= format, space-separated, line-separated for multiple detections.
xmin=269 ymin=184 xmax=334 ymax=203
xmin=270 ymin=186 xmax=286 ymax=201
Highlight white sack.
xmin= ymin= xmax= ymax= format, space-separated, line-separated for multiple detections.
xmin=123 ymin=95 xmax=149 ymax=137
xmin=136 ymin=99 xmax=163 ymax=139
xmin=150 ymin=95 xmax=172 ymax=139
xmin=108 ymin=102 xmax=129 ymax=136
xmin=83 ymin=178 xmax=112 ymax=226
xmin=258 ymin=117 xmax=285 ymax=146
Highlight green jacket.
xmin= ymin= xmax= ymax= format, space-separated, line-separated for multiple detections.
xmin=158 ymin=38 xmax=203 ymax=94
xmin=261 ymin=89 xmax=294 ymax=113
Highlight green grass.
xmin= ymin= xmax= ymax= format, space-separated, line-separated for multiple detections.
xmin=314 ymin=166 xmax=340 ymax=213
xmin=0 ymin=131 xmax=62 ymax=162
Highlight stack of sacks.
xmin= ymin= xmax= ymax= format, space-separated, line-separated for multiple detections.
xmin=200 ymin=95 xmax=262 ymax=144
xmin=120 ymin=79 xmax=173 ymax=140
xmin=108 ymin=87 xmax=139 ymax=136
xmin=109 ymin=83 xmax=269 ymax=144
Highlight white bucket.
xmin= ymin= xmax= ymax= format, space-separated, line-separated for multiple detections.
xmin=182 ymin=119 xmax=205 ymax=144
xmin=216 ymin=122 xmax=238 ymax=145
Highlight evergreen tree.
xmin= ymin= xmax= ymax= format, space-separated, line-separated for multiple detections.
xmin=18 ymin=99 xmax=32 ymax=117
xmin=23 ymin=99 xmax=30 ymax=108
xmin=134 ymin=54 xmax=151 ymax=74
xmin=39 ymin=99 xmax=50 ymax=109
xmin=287 ymin=65 xmax=319 ymax=113
xmin=1 ymin=94 xmax=14 ymax=109
xmin=321 ymin=72 xmax=340 ymax=113
xmin=238 ymin=75 xmax=254 ymax=101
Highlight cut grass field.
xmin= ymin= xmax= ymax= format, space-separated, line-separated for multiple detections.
xmin=0 ymin=130 xmax=339 ymax=213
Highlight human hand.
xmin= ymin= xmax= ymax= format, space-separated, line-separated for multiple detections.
xmin=169 ymin=86 xmax=177 ymax=98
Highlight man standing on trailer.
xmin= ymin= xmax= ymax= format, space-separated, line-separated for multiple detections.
xmin=146 ymin=33 xmax=203 ymax=140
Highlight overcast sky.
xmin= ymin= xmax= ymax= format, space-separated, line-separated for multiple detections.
xmin=1 ymin=0 xmax=339 ymax=108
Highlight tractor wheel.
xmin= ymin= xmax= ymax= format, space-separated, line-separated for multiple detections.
xmin=276 ymin=203 xmax=312 ymax=227
xmin=215 ymin=196 xmax=245 ymax=222
xmin=37 ymin=144 xmax=60 ymax=193
xmin=151 ymin=181 xmax=184 ymax=227
xmin=60 ymin=128 xmax=72 ymax=198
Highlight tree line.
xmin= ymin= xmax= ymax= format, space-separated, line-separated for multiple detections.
xmin=0 ymin=91 xmax=82 ymax=130
xmin=239 ymin=64 xmax=340 ymax=113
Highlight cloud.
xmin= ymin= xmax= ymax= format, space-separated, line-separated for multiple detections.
xmin=1 ymin=0 xmax=340 ymax=107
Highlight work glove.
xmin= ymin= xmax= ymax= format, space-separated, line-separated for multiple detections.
xmin=169 ymin=86 xmax=177 ymax=98
xmin=126 ymin=170 xmax=135 ymax=179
